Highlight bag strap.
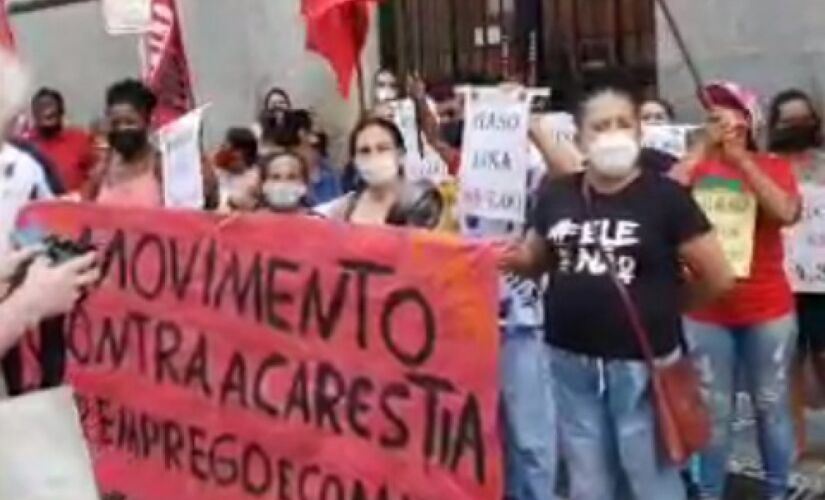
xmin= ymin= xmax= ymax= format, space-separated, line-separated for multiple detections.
xmin=580 ymin=178 xmax=659 ymax=370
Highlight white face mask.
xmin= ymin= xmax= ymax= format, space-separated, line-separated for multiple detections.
xmin=357 ymin=153 xmax=399 ymax=187
xmin=263 ymin=182 xmax=307 ymax=210
xmin=586 ymin=131 xmax=640 ymax=179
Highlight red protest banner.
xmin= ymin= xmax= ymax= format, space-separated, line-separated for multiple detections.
xmin=20 ymin=203 xmax=503 ymax=500
xmin=141 ymin=0 xmax=194 ymax=128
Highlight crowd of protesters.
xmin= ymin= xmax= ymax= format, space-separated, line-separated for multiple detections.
xmin=3 ymin=41 xmax=825 ymax=499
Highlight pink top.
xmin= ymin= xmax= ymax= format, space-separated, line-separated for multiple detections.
xmin=96 ymin=168 xmax=163 ymax=208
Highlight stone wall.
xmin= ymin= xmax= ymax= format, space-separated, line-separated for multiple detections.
xmin=657 ymin=0 xmax=825 ymax=125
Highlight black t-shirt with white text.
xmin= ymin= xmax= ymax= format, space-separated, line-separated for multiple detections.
xmin=532 ymin=170 xmax=711 ymax=359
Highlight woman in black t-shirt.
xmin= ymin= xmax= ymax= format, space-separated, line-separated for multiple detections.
xmin=501 ymin=89 xmax=733 ymax=500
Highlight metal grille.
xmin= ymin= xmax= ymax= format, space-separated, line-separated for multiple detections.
xmin=379 ymin=0 xmax=658 ymax=108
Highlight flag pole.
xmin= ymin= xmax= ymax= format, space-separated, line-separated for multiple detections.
xmin=352 ymin=1 xmax=367 ymax=113
xmin=356 ymin=56 xmax=367 ymax=113
xmin=654 ymin=0 xmax=707 ymax=101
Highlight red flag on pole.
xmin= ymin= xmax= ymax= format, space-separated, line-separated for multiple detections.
xmin=0 ymin=0 xmax=16 ymax=51
xmin=302 ymin=0 xmax=378 ymax=98
xmin=140 ymin=0 xmax=194 ymax=128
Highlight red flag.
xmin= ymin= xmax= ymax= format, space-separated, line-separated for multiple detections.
xmin=302 ymin=0 xmax=378 ymax=98
xmin=0 ymin=0 xmax=16 ymax=51
xmin=140 ymin=0 xmax=194 ymax=128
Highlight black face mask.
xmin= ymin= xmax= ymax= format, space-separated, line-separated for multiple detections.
xmin=37 ymin=124 xmax=62 ymax=139
xmin=440 ymin=120 xmax=464 ymax=149
xmin=108 ymin=129 xmax=148 ymax=160
xmin=769 ymin=123 xmax=821 ymax=153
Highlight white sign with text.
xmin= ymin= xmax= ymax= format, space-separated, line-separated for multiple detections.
xmin=459 ymin=88 xmax=531 ymax=222
xmin=159 ymin=106 xmax=207 ymax=209
xmin=785 ymin=183 xmax=825 ymax=293
xmin=102 ymin=0 xmax=152 ymax=35
xmin=390 ymin=99 xmax=449 ymax=182
xmin=641 ymin=124 xmax=698 ymax=159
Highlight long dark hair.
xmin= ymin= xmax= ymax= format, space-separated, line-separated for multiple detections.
xmin=262 ymin=87 xmax=291 ymax=111
xmin=768 ymin=88 xmax=822 ymax=133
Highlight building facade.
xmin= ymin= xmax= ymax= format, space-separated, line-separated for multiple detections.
xmin=382 ymin=0 xmax=825 ymax=118
xmin=379 ymin=0 xmax=657 ymax=109
xmin=9 ymin=0 xmax=825 ymax=138
xmin=657 ymin=0 xmax=825 ymax=122
xmin=7 ymin=0 xmax=380 ymax=153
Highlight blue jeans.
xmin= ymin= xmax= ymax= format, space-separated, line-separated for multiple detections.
xmin=500 ymin=325 xmax=556 ymax=500
xmin=550 ymin=346 xmax=686 ymax=500
xmin=684 ymin=314 xmax=797 ymax=499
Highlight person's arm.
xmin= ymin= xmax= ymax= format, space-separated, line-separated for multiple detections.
xmin=0 ymin=246 xmax=41 ymax=300
xmin=200 ymin=155 xmax=221 ymax=211
xmin=500 ymin=229 xmax=550 ymax=278
xmin=678 ymin=232 xmax=735 ymax=310
xmin=79 ymin=131 xmax=98 ymax=180
xmin=0 ymin=253 xmax=99 ymax=357
xmin=663 ymin=176 xmax=735 ymax=309
xmin=0 ymin=291 xmax=41 ymax=355
xmin=725 ymin=151 xmax=800 ymax=225
xmin=528 ymin=116 xmax=583 ymax=178
xmin=670 ymin=131 xmax=712 ymax=186
xmin=407 ymin=75 xmax=460 ymax=169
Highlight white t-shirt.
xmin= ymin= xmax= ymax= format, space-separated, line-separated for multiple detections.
xmin=0 ymin=143 xmax=54 ymax=256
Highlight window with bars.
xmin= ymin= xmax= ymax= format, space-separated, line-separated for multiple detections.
xmin=379 ymin=0 xmax=658 ymax=107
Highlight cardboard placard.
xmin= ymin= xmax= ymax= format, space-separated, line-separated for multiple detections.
xmin=694 ymin=178 xmax=757 ymax=278
xmin=785 ymin=183 xmax=825 ymax=292
xmin=459 ymin=88 xmax=531 ymax=222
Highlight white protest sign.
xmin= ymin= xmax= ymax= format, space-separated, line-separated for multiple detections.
xmin=406 ymin=145 xmax=449 ymax=182
xmin=540 ymin=112 xmax=578 ymax=145
xmin=389 ymin=99 xmax=449 ymax=182
xmin=693 ymin=178 xmax=757 ymax=278
xmin=159 ymin=105 xmax=207 ymax=209
xmin=391 ymin=99 xmax=421 ymax=158
xmin=0 ymin=387 xmax=98 ymax=500
xmin=459 ymin=88 xmax=531 ymax=222
xmin=785 ymin=183 xmax=825 ymax=293
xmin=102 ymin=0 xmax=152 ymax=35
xmin=642 ymin=124 xmax=697 ymax=158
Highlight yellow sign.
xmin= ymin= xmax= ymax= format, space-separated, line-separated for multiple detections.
xmin=694 ymin=183 xmax=757 ymax=278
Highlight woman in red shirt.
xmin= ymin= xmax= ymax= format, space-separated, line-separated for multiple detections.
xmin=675 ymin=82 xmax=801 ymax=500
